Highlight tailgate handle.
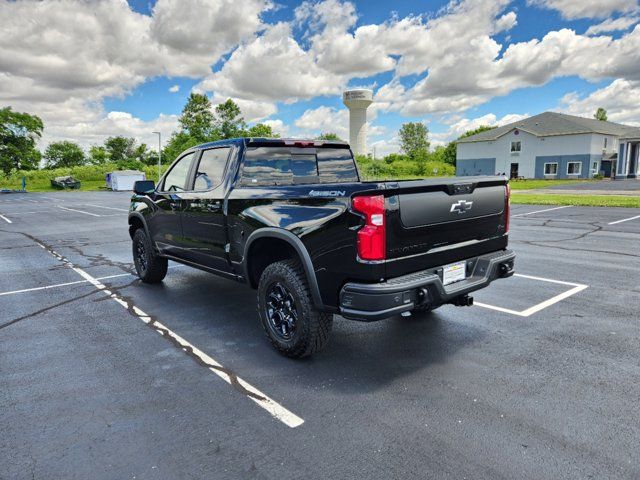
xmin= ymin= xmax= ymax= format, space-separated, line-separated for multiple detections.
xmin=449 ymin=183 xmax=475 ymax=195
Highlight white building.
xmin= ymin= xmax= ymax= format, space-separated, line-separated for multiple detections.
xmin=456 ymin=112 xmax=640 ymax=179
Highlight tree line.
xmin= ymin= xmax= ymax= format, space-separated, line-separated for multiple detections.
xmin=1 ymin=96 xmax=611 ymax=179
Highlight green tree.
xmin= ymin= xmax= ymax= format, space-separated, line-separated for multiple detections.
xmin=163 ymin=131 xmax=201 ymax=164
xmin=133 ymin=143 xmax=158 ymax=165
xmin=213 ymin=99 xmax=247 ymax=139
xmin=0 ymin=106 xmax=43 ymax=174
xmin=399 ymin=122 xmax=430 ymax=159
xmin=594 ymin=107 xmax=608 ymax=121
xmin=179 ymin=93 xmax=215 ymax=141
xmin=316 ymin=132 xmax=343 ymax=141
xmin=245 ymin=123 xmax=278 ymax=138
xmin=43 ymin=141 xmax=86 ymax=169
xmin=88 ymin=145 xmax=109 ymax=165
xmin=104 ymin=136 xmax=136 ymax=162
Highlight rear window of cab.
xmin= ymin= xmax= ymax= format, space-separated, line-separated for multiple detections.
xmin=240 ymin=147 xmax=358 ymax=186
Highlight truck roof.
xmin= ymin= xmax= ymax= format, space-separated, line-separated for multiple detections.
xmin=192 ymin=137 xmax=350 ymax=150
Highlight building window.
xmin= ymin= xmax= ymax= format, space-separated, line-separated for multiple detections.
xmin=544 ymin=162 xmax=558 ymax=175
xmin=592 ymin=161 xmax=598 ymax=173
xmin=510 ymin=141 xmax=521 ymax=153
xmin=567 ymin=162 xmax=582 ymax=175
xmin=604 ymin=137 xmax=608 ymax=149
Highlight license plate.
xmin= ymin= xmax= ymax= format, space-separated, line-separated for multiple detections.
xmin=443 ymin=261 xmax=466 ymax=285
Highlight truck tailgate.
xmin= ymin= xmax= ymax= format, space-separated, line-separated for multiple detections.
xmin=383 ymin=177 xmax=509 ymax=278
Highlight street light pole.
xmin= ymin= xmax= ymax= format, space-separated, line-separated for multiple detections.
xmin=152 ymin=131 xmax=162 ymax=181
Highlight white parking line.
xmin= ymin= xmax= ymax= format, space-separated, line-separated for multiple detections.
xmin=85 ymin=204 xmax=129 ymax=212
xmin=474 ymin=273 xmax=588 ymax=317
xmin=7 ymin=243 xmax=304 ymax=428
xmin=0 ymin=266 xmax=184 ymax=297
xmin=57 ymin=205 xmax=101 ymax=217
xmin=512 ymin=206 xmax=572 ymax=217
xmin=0 ymin=214 xmax=11 ymax=223
xmin=608 ymin=214 xmax=640 ymax=225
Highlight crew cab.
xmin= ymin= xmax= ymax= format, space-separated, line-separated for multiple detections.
xmin=128 ymin=138 xmax=515 ymax=357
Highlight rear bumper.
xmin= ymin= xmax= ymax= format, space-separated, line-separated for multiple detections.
xmin=339 ymin=249 xmax=515 ymax=321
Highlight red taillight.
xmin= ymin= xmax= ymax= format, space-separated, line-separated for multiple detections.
xmin=505 ymin=183 xmax=511 ymax=233
xmin=352 ymin=195 xmax=386 ymax=261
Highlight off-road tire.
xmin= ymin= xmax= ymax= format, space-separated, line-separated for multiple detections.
xmin=132 ymin=228 xmax=168 ymax=283
xmin=257 ymin=259 xmax=332 ymax=358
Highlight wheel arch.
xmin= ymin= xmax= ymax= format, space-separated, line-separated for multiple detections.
xmin=128 ymin=212 xmax=150 ymax=240
xmin=243 ymin=228 xmax=324 ymax=309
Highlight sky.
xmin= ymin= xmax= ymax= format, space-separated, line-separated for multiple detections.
xmin=2 ymin=0 xmax=640 ymax=156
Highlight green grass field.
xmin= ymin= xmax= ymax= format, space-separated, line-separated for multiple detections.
xmin=509 ymin=179 xmax=596 ymax=190
xmin=511 ymin=193 xmax=640 ymax=208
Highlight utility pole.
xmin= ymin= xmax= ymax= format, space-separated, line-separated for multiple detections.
xmin=152 ymin=131 xmax=161 ymax=181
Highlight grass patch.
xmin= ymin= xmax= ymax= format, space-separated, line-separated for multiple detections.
xmin=16 ymin=179 xmax=109 ymax=192
xmin=0 ymin=163 xmax=165 ymax=192
xmin=512 ymin=193 xmax=640 ymax=208
xmin=509 ymin=179 xmax=597 ymax=190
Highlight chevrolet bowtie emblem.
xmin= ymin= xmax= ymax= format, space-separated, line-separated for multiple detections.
xmin=450 ymin=200 xmax=473 ymax=214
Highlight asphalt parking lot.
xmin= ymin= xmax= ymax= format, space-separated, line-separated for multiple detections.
xmin=1 ymin=192 xmax=639 ymax=479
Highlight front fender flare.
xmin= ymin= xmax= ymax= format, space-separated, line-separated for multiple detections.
xmin=128 ymin=211 xmax=151 ymax=240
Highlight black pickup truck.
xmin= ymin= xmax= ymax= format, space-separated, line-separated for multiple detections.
xmin=129 ymin=138 xmax=514 ymax=357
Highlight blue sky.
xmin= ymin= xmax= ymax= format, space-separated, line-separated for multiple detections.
xmin=2 ymin=0 xmax=639 ymax=153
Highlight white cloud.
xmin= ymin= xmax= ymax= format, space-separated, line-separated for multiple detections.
xmin=168 ymin=85 xmax=180 ymax=93
xmin=294 ymin=106 xmax=350 ymax=139
xmin=4 ymin=0 xmax=640 ymax=154
xmin=431 ymin=112 xmax=530 ymax=144
xmin=197 ymin=22 xmax=345 ymax=104
xmin=0 ymin=0 xmax=271 ymax=145
xmin=151 ymin=0 xmax=272 ymax=63
xmin=586 ymin=15 xmax=640 ymax=35
xmin=527 ymin=0 xmax=638 ymax=19
xmin=206 ymin=93 xmax=277 ymax=123
xmin=370 ymin=137 xmax=401 ymax=157
xmin=42 ymin=108 xmax=179 ymax=151
xmin=262 ymin=119 xmax=289 ymax=137
xmin=560 ymin=78 xmax=640 ymax=125
xmin=293 ymin=103 xmax=380 ymax=142
xmin=294 ymin=0 xmax=396 ymax=77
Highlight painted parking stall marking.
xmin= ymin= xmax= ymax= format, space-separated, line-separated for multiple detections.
xmin=19 ymin=235 xmax=304 ymax=429
xmin=56 ymin=205 xmax=101 ymax=217
xmin=608 ymin=214 xmax=640 ymax=225
xmin=475 ymin=273 xmax=588 ymax=317
xmin=0 ymin=265 xmax=184 ymax=297
xmin=512 ymin=205 xmax=572 ymax=217
xmin=84 ymin=204 xmax=129 ymax=212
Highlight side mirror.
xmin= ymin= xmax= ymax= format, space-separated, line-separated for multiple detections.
xmin=133 ymin=180 xmax=155 ymax=194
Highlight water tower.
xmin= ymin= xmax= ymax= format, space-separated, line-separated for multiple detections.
xmin=343 ymin=89 xmax=373 ymax=155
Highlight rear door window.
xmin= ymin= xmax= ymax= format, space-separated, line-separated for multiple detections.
xmin=192 ymin=147 xmax=231 ymax=191
xmin=240 ymin=147 xmax=356 ymax=186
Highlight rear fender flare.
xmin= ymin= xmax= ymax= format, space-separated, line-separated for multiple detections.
xmin=243 ymin=228 xmax=324 ymax=309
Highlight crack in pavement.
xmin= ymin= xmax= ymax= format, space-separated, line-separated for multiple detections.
xmin=0 ymin=289 xmax=100 ymax=331
xmin=513 ymin=220 xmax=640 ymax=258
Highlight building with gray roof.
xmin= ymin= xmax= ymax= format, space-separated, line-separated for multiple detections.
xmin=456 ymin=112 xmax=640 ymax=179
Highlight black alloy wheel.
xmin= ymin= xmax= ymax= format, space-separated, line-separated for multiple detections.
xmin=265 ymin=282 xmax=298 ymax=340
